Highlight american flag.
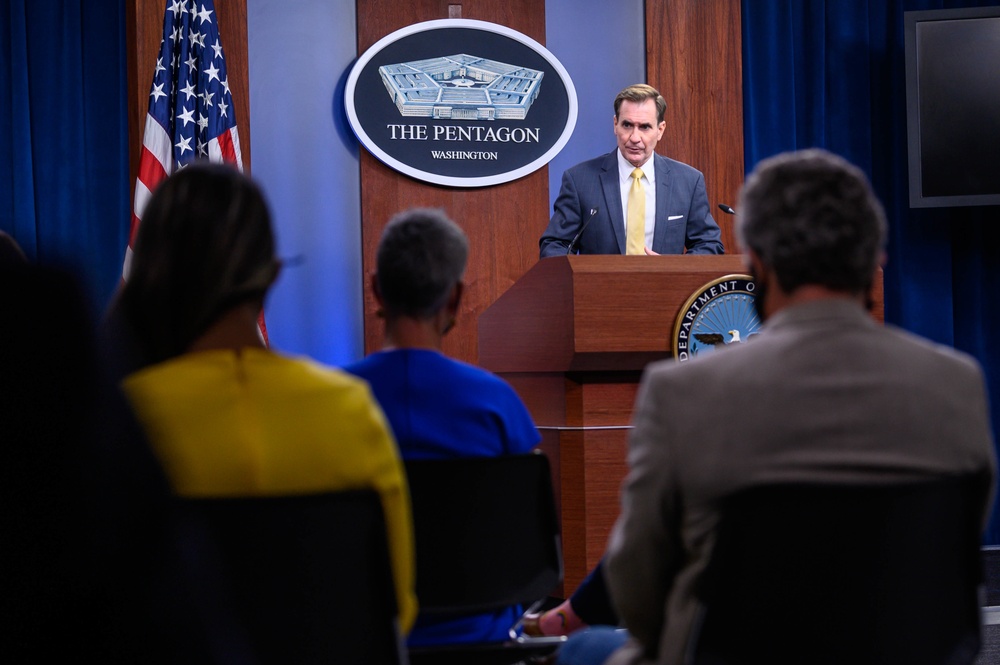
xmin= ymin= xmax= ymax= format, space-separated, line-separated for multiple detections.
xmin=124 ymin=0 xmax=267 ymax=342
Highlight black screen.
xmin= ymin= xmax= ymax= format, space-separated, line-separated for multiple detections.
xmin=904 ymin=8 xmax=1000 ymax=208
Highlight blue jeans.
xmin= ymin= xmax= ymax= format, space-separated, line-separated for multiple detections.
xmin=555 ymin=626 xmax=630 ymax=665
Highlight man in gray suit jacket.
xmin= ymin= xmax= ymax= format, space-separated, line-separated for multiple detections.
xmin=554 ymin=149 xmax=997 ymax=665
xmin=539 ymin=84 xmax=723 ymax=258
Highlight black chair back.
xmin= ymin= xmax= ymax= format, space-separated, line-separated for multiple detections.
xmin=404 ymin=452 xmax=565 ymax=665
xmin=404 ymin=452 xmax=563 ymax=615
xmin=689 ymin=475 xmax=989 ymax=665
xmin=179 ymin=489 xmax=405 ymax=665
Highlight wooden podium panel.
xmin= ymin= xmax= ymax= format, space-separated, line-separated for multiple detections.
xmin=479 ymin=255 xmax=751 ymax=373
xmin=479 ymin=255 xmax=748 ymax=591
xmin=480 ymin=255 xmax=885 ymax=592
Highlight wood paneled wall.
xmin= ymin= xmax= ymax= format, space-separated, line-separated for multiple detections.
xmin=357 ymin=1 xmax=551 ymax=363
xmin=647 ymin=0 xmax=744 ymax=254
xmin=126 ymin=0 xmax=252 ymax=191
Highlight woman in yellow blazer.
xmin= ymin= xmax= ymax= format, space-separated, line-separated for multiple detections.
xmin=107 ymin=163 xmax=416 ymax=634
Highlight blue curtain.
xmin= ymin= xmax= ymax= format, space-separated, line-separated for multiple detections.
xmin=0 ymin=0 xmax=129 ymax=312
xmin=742 ymin=0 xmax=1000 ymax=544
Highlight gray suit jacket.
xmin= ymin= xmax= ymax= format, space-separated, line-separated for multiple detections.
xmin=539 ymin=150 xmax=723 ymax=257
xmin=605 ymin=299 xmax=997 ymax=665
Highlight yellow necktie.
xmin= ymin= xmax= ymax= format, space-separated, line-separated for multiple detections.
xmin=626 ymin=167 xmax=645 ymax=255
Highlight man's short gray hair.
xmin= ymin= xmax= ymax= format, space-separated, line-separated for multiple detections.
xmin=376 ymin=208 xmax=469 ymax=319
xmin=736 ymin=149 xmax=887 ymax=295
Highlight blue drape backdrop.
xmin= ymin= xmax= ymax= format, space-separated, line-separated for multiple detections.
xmin=0 ymin=0 xmax=129 ymax=312
xmin=742 ymin=0 xmax=1000 ymax=543
xmin=3 ymin=0 xmax=999 ymax=542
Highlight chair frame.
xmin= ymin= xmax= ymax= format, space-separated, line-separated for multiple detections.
xmin=687 ymin=475 xmax=989 ymax=665
xmin=404 ymin=451 xmax=567 ymax=665
xmin=179 ymin=489 xmax=406 ymax=665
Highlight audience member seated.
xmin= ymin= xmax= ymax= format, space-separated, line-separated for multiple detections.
xmin=104 ymin=163 xmax=416 ymax=635
xmin=344 ymin=207 xmax=541 ymax=646
xmin=556 ymin=149 xmax=997 ymax=665
xmin=1 ymin=264 xmax=224 ymax=663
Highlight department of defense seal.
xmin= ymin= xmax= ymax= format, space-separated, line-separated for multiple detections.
xmin=672 ymin=274 xmax=760 ymax=362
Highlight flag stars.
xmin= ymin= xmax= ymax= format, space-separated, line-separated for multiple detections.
xmin=175 ymin=135 xmax=193 ymax=155
xmin=204 ymin=62 xmax=220 ymax=84
xmin=150 ymin=82 xmax=167 ymax=102
xmin=129 ymin=0 xmax=242 ymax=281
xmin=146 ymin=0 xmax=238 ymax=173
xmin=196 ymin=4 xmax=214 ymax=24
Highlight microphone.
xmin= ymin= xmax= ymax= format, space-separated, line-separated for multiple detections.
xmin=718 ymin=203 xmax=736 ymax=216
xmin=566 ymin=207 xmax=599 ymax=255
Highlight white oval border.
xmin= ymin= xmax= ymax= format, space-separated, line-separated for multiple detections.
xmin=344 ymin=19 xmax=578 ymax=188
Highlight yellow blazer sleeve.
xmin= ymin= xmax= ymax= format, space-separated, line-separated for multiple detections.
xmin=361 ymin=397 xmax=418 ymax=634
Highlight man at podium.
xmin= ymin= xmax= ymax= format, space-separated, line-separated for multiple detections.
xmin=539 ymin=84 xmax=723 ymax=258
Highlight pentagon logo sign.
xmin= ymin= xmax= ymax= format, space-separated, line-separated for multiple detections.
xmin=345 ymin=19 xmax=578 ymax=187
xmin=672 ymin=275 xmax=761 ymax=362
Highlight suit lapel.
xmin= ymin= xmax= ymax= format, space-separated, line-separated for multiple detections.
xmin=652 ymin=154 xmax=673 ymax=252
xmin=601 ymin=150 xmax=626 ymax=254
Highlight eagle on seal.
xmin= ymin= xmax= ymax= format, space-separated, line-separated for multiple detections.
xmin=694 ymin=330 xmax=743 ymax=346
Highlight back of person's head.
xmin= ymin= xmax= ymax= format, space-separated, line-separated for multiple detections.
xmin=614 ymin=84 xmax=667 ymax=123
xmin=736 ymin=148 xmax=887 ymax=296
xmin=0 ymin=231 xmax=28 ymax=266
xmin=115 ymin=163 xmax=277 ymax=368
xmin=376 ymin=208 xmax=468 ymax=320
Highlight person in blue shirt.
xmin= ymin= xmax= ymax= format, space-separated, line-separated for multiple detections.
xmin=345 ymin=207 xmax=541 ymax=646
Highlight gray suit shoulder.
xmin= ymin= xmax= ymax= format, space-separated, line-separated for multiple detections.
xmin=883 ymin=322 xmax=987 ymax=378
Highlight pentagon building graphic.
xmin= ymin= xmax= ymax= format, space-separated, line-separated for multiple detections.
xmin=378 ymin=54 xmax=544 ymax=120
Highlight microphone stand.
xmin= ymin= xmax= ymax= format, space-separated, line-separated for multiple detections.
xmin=566 ymin=207 xmax=599 ymax=255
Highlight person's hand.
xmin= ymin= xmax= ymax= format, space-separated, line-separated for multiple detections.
xmin=644 ymin=246 xmax=660 ymax=256
xmin=522 ymin=600 xmax=587 ymax=637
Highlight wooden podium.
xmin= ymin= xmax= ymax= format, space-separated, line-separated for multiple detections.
xmin=477 ymin=255 xmax=749 ymax=592
xmin=479 ymin=254 xmax=885 ymax=593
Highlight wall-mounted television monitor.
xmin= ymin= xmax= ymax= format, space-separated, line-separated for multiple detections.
xmin=904 ymin=7 xmax=1000 ymax=208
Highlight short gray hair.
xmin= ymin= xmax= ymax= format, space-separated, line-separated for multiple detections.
xmin=376 ymin=208 xmax=469 ymax=319
xmin=736 ymin=149 xmax=887 ymax=295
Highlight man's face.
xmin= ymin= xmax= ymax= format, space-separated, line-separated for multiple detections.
xmin=614 ymin=98 xmax=666 ymax=168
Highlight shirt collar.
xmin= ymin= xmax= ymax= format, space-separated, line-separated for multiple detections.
xmin=617 ymin=150 xmax=656 ymax=185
